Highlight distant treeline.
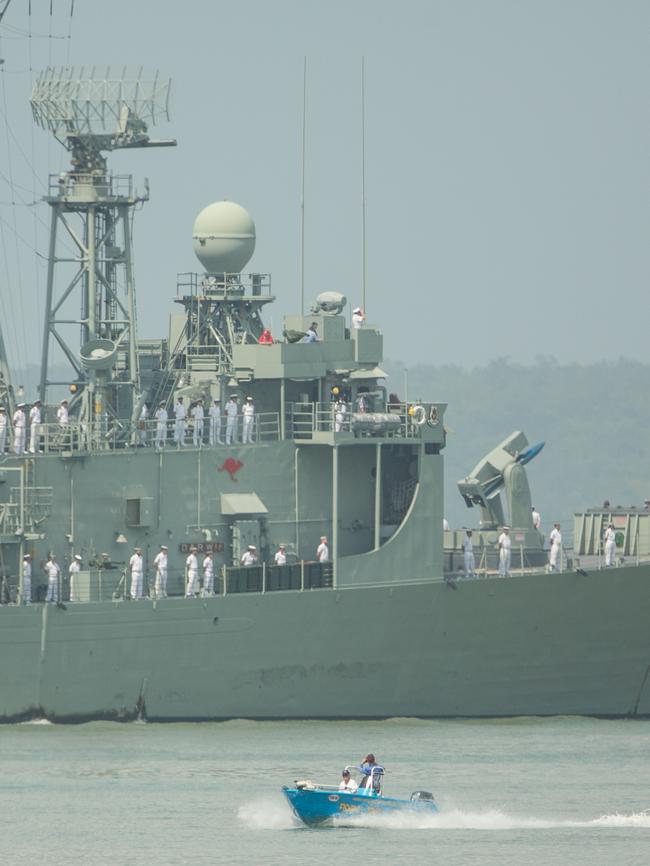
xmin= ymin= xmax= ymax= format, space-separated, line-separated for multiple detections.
xmin=385 ymin=357 xmax=650 ymax=541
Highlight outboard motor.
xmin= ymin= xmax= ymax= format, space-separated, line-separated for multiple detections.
xmin=410 ymin=790 xmax=435 ymax=802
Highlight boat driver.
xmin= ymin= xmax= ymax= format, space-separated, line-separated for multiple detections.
xmin=339 ymin=769 xmax=358 ymax=793
xmin=358 ymin=753 xmax=383 ymax=792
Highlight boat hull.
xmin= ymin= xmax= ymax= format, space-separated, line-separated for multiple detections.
xmin=0 ymin=564 xmax=649 ymax=722
xmin=282 ymin=786 xmax=438 ymax=825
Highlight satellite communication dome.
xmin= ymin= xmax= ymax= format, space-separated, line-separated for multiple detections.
xmin=192 ymin=201 xmax=256 ymax=274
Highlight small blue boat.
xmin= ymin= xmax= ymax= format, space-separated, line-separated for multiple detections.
xmin=283 ymin=765 xmax=438 ymax=826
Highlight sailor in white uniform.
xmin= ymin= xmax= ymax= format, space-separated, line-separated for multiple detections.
xmin=209 ymin=398 xmax=222 ymax=445
xmin=443 ymin=518 xmax=450 ymax=531
xmin=532 ymin=507 xmax=541 ymax=530
xmin=153 ymin=544 xmax=168 ymax=598
xmin=352 ymin=307 xmax=365 ymax=329
xmin=497 ymin=526 xmax=511 ymax=576
xmin=604 ymin=523 xmax=616 ymax=567
xmin=0 ymin=406 xmax=7 ymax=453
xmin=129 ymin=547 xmax=144 ymax=599
xmin=192 ymin=399 xmax=205 ymax=447
xmin=462 ymin=529 xmax=476 ymax=578
xmin=548 ymin=523 xmax=562 ymax=572
xmin=57 ymin=399 xmax=69 ymax=449
xmin=274 ymin=544 xmax=287 ymax=566
xmin=12 ymin=403 xmax=26 ymax=454
xmin=44 ymin=554 xmax=61 ymax=603
xmin=240 ymin=545 xmax=258 ymax=566
xmin=22 ymin=553 xmax=32 ymax=604
xmin=202 ymin=551 xmax=214 ymax=597
xmin=154 ymin=402 xmax=168 ymax=449
xmin=316 ymin=536 xmax=329 ymax=562
xmin=185 ymin=546 xmax=199 ymax=596
xmin=174 ymin=397 xmax=186 ymax=447
xmin=225 ymin=395 xmax=238 ymax=445
xmin=242 ymin=396 xmax=255 ymax=444
xmin=138 ymin=403 xmax=148 ymax=446
xmin=29 ymin=400 xmax=42 ymax=453
xmin=334 ymin=398 xmax=347 ymax=433
xmin=69 ymin=554 xmax=82 ymax=602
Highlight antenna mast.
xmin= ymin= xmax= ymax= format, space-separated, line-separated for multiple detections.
xmin=299 ymin=57 xmax=307 ymax=316
xmin=361 ymin=56 xmax=367 ymax=315
xmin=30 ymin=67 xmax=176 ymax=435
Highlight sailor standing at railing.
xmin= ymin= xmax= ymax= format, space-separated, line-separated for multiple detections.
xmin=44 ymin=553 xmax=60 ymax=603
xmin=242 ymin=396 xmax=255 ymax=444
xmin=202 ymin=551 xmax=214 ymax=597
xmin=209 ymin=398 xmax=222 ymax=445
xmin=334 ymin=398 xmax=347 ymax=432
xmin=69 ymin=554 xmax=82 ymax=602
xmin=21 ymin=554 xmax=32 ymax=604
xmin=225 ymin=395 xmax=239 ymax=444
xmin=316 ymin=536 xmax=329 ymax=562
xmin=174 ymin=397 xmax=186 ymax=447
xmin=462 ymin=529 xmax=476 ymax=579
xmin=153 ymin=544 xmax=168 ymax=598
xmin=604 ymin=522 xmax=616 ymax=567
xmin=548 ymin=523 xmax=562 ymax=572
xmin=0 ymin=406 xmax=7 ymax=453
xmin=497 ymin=526 xmax=511 ymax=576
xmin=12 ymin=403 xmax=26 ymax=455
xmin=185 ymin=546 xmax=199 ymax=597
xmin=57 ymin=399 xmax=69 ymax=449
xmin=274 ymin=543 xmax=287 ymax=566
xmin=192 ymin=399 xmax=205 ymax=447
xmin=154 ymin=402 xmax=168 ymax=450
xmin=138 ymin=403 xmax=149 ymax=446
xmin=129 ymin=547 xmax=144 ymax=599
xmin=28 ymin=400 xmax=42 ymax=454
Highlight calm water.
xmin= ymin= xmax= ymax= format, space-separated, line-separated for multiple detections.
xmin=0 ymin=717 xmax=648 ymax=866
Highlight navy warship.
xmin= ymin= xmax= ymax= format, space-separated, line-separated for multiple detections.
xmin=0 ymin=67 xmax=648 ymax=722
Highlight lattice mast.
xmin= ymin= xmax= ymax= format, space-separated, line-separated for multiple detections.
xmin=30 ymin=67 xmax=176 ymax=426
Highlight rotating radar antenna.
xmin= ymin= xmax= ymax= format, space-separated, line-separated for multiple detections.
xmin=32 ymin=68 xmax=176 ymax=438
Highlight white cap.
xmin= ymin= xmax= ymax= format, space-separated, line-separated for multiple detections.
xmin=248 ymin=544 xmax=256 ymax=550
xmin=74 ymin=554 xmax=82 ymax=561
xmin=160 ymin=544 xmax=168 ymax=550
xmin=353 ymin=307 xmax=362 ymax=313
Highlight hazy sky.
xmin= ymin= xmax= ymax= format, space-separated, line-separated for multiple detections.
xmin=1 ymin=1 xmax=649 ymax=378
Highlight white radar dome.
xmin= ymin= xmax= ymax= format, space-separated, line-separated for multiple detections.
xmin=192 ymin=200 xmax=256 ymax=274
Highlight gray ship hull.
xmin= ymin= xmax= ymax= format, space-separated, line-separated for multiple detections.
xmin=1 ymin=566 xmax=649 ymax=721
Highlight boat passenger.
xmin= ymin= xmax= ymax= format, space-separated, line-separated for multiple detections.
xmin=339 ymin=769 xmax=358 ymax=793
xmin=358 ymin=753 xmax=383 ymax=792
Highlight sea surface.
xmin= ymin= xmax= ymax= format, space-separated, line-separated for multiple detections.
xmin=0 ymin=717 xmax=648 ymax=866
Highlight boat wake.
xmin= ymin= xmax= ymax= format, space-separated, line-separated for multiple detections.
xmin=237 ymin=800 xmax=650 ymax=831
xmin=333 ymin=807 xmax=650 ymax=831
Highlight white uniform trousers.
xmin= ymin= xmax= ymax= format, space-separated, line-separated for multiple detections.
xmin=549 ymin=544 xmax=561 ymax=571
xmin=155 ymin=424 xmax=166 ymax=449
xmin=13 ymin=427 xmax=25 ymax=454
xmin=155 ymin=568 xmax=167 ymax=598
xmin=0 ymin=426 xmax=6 ymax=452
xmin=463 ymin=551 xmax=475 ymax=578
xmin=186 ymin=570 xmax=199 ymax=597
xmin=193 ymin=419 xmax=204 ymax=447
xmin=202 ymin=572 xmax=214 ymax=597
xmin=22 ymin=575 xmax=31 ymax=604
xmin=130 ymin=570 xmax=143 ymax=599
xmin=604 ymin=541 xmax=616 ymax=567
xmin=45 ymin=575 xmax=58 ymax=602
xmin=225 ymin=416 xmax=237 ymax=444
xmin=29 ymin=424 xmax=41 ymax=453
xmin=499 ymin=548 xmax=511 ymax=576
xmin=242 ymin=416 xmax=254 ymax=444
xmin=174 ymin=419 xmax=185 ymax=446
xmin=209 ymin=417 xmax=222 ymax=445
